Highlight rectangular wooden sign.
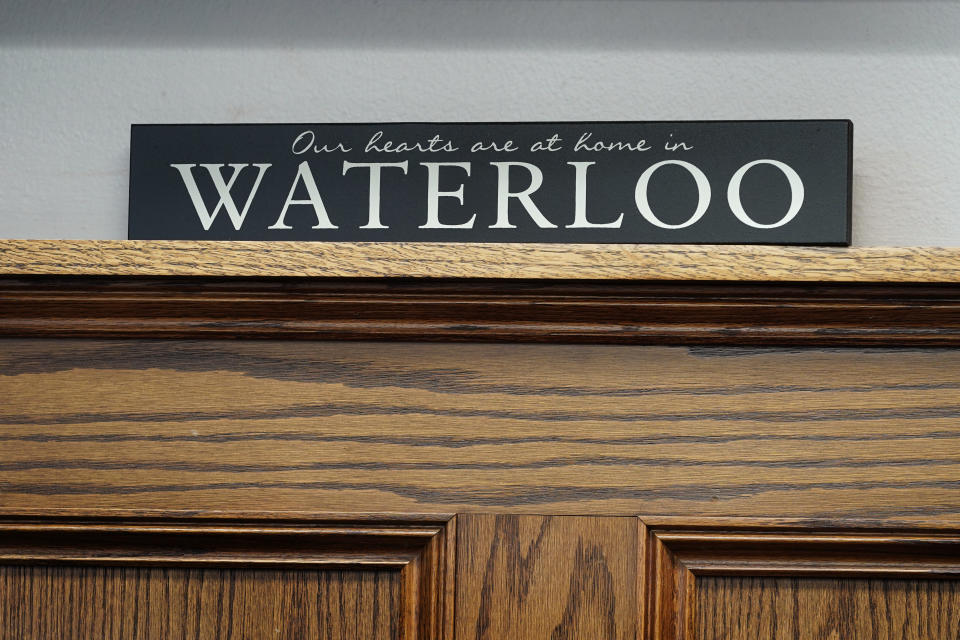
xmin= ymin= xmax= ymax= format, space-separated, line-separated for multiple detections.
xmin=128 ymin=121 xmax=852 ymax=244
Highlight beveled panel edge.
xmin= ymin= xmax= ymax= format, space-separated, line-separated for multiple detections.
xmin=0 ymin=507 xmax=455 ymax=525
xmin=0 ymin=513 xmax=447 ymax=569
xmin=0 ymin=509 xmax=455 ymax=640
xmin=3 ymin=240 xmax=960 ymax=282
xmin=639 ymin=517 xmax=960 ymax=640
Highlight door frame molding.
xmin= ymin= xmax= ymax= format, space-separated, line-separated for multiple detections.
xmin=3 ymin=276 xmax=960 ymax=345
xmin=639 ymin=517 xmax=960 ymax=640
xmin=0 ymin=511 xmax=456 ymax=640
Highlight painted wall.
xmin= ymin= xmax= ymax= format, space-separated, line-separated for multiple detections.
xmin=1 ymin=0 xmax=958 ymax=245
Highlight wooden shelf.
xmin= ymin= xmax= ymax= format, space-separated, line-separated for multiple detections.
xmin=2 ymin=239 xmax=960 ymax=282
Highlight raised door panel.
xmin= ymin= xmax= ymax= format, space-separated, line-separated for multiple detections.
xmin=642 ymin=520 xmax=960 ymax=640
xmin=0 ymin=565 xmax=400 ymax=640
xmin=694 ymin=575 xmax=960 ymax=640
xmin=0 ymin=515 xmax=454 ymax=640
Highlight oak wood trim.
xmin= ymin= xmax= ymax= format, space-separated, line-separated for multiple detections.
xmin=0 ymin=507 xmax=456 ymax=524
xmin=3 ymin=240 xmax=960 ymax=282
xmin=0 ymin=512 xmax=454 ymax=640
xmin=3 ymin=276 xmax=960 ymax=345
xmin=640 ymin=519 xmax=960 ymax=640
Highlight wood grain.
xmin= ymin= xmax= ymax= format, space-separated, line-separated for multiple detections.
xmin=3 ymin=240 xmax=960 ymax=281
xmin=5 ymin=244 xmax=960 ymax=637
xmin=694 ymin=576 xmax=960 ymax=640
xmin=0 ymin=565 xmax=400 ymax=640
xmin=3 ymin=339 xmax=960 ymax=520
xmin=4 ymin=277 xmax=960 ymax=345
xmin=455 ymin=515 xmax=636 ymax=640
xmin=0 ymin=514 xmax=453 ymax=640
xmin=641 ymin=521 xmax=960 ymax=640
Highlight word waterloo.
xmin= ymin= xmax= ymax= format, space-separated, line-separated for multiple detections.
xmin=128 ymin=122 xmax=852 ymax=244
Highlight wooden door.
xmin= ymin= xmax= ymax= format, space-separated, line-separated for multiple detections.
xmin=2 ymin=265 xmax=960 ymax=638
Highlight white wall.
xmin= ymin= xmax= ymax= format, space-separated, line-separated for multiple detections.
xmin=1 ymin=0 xmax=958 ymax=245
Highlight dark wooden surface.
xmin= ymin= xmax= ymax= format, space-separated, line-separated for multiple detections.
xmin=455 ymin=515 xmax=636 ymax=640
xmin=695 ymin=576 xmax=960 ymax=640
xmin=0 ymin=565 xmax=400 ymax=640
xmin=3 ymin=277 xmax=960 ymax=345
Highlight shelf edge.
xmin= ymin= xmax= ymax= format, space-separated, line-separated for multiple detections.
xmin=2 ymin=240 xmax=960 ymax=282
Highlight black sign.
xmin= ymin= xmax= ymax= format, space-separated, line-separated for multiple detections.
xmin=128 ymin=121 xmax=852 ymax=245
